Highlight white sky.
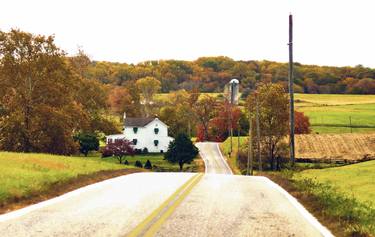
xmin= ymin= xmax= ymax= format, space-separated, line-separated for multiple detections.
xmin=1 ymin=0 xmax=374 ymax=67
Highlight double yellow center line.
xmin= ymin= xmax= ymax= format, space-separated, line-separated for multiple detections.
xmin=126 ymin=173 xmax=204 ymax=237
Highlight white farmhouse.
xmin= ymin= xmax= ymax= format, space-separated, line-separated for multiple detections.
xmin=106 ymin=116 xmax=174 ymax=153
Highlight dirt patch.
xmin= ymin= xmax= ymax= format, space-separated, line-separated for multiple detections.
xmin=0 ymin=168 xmax=143 ymax=215
xmin=260 ymin=172 xmax=349 ymax=237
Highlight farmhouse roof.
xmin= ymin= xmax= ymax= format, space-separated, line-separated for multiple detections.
xmin=124 ymin=117 xmax=155 ymax=127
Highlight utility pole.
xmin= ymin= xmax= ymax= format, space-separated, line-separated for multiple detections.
xmin=247 ymin=113 xmax=253 ymax=176
xmin=237 ymin=121 xmax=240 ymax=161
xmin=230 ymin=101 xmax=233 ymax=155
xmin=256 ymin=95 xmax=262 ymax=172
xmin=288 ymin=14 xmax=296 ymax=166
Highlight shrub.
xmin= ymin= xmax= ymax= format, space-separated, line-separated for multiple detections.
xmin=134 ymin=149 xmax=142 ymax=154
xmin=144 ymin=160 xmax=152 ymax=169
xmin=142 ymin=147 xmax=149 ymax=154
xmin=101 ymin=147 xmax=113 ymax=158
xmin=135 ymin=160 xmax=143 ymax=168
xmin=74 ymin=132 xmax=99 ymax=157
xmin=124 ymin=160 xmax=129 ymax=165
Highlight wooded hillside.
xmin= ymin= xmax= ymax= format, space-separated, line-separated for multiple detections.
xmin=85 ymin=57 xmax=375 ymax=95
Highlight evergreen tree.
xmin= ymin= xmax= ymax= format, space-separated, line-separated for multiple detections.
xmin=164 ymin=133 xmax=198 ymax=171
xmin=74 ymin=133 xmax=99 ymax=156
xmin=144 ymin=159 xmax=152 ymax=169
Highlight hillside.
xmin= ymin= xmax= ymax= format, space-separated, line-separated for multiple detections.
xmin=87 ymin=57 xmax=375 ymax=95
xmin=0 ymin=152 xmax=139 ymax=213
xmin=298 ymin=160 xmax=375 ymax=206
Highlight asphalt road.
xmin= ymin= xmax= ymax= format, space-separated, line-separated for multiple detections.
xmin=0 ymin=142 xmax=333 ymax=237
xmin=195 ymin=142 xmax=232 ymax=174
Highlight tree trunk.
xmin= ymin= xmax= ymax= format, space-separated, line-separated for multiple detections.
xmin=203 ymin=124 xmax=209 ymax=141
xmin=276 ymin=156 xmax=280 ymax=171
xmin=179 ymin=162 xmax=184 ymax=171
xmin=23 ymin=105 xmax=31 ymax=152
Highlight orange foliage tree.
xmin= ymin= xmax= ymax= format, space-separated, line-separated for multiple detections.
xmin=294 ymin=111 xmax=311 ymax=134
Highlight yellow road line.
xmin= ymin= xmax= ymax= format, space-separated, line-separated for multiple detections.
xmin=126 ymin=173 xmax=204 ymax=237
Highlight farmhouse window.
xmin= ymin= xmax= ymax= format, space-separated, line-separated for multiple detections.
xmin=132 ymin=139 xmax=138 ymax=145
xmin=133 ymin=127 xmax=138 ymax=134
xmin=154 ymin=140 xmax=159 ymax=146
xmin=154 ymin=128 xmax=159 ymax=134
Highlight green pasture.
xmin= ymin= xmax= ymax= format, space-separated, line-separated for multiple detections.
xmin=0 ymin=152 xmax=130 ymax=205
xmin=297 ymin=160 xmax=375 ymax=207
xmin=89 ymin=153 xmax=199 ymax=172
xmin=295 ymin=94 xmax=375 ymax=134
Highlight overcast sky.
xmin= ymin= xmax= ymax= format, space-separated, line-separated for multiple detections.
xmin=1 ymin=0 xmax=374 ymax=67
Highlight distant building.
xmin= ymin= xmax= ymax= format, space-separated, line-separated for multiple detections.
xmin=106 ymin=116 xmax=174 ymax=153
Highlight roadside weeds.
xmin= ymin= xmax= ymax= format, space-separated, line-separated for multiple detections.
xmin=261 ymin=172 xmax=375 ymax=237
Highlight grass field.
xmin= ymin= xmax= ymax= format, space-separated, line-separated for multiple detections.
xmin=295 ymin=93 xmax=375 ymax=106
xmin=0 ymin=151 xmax=201 ymax=211
xmin=297 ymin=160 xmax=375 ymax=206
xmin=88 ymin=153 xmax=200 ymax=172
xmin=295 ymin=94 xmax=375 ymax=134
xmin=0 ymin=152 xmax=131 ymax=206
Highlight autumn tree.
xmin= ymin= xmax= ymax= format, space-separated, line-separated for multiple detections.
xmin=209 ymin=101 xmax=242 ymax=142
xmin=295 ymin=111 xmax=311 ymax=134
xmin=124 ymin=81 xmax=142 ymax=117
xmin=68 ymin=48 xmax=91 ymax=78
xmin=159 ymin=89 xmax=198 ymax=137
xmin=0 ymin=29 xmax=117 ymax=154
xmin=193 ymin=95 xmax=217 ymax=141
xmin=136 ymin=76 xmax=161 ymax=116
xmin=246 ymin=83 xmax=289 ymax=170
xmin=107 ymin=86 xmax=132 ymax=118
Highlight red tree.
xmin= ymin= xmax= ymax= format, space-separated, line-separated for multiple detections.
xmin=295 ymin=111 xmax=311 ymax=134
xmin=195 ymin=101 xmax=241 ymax=142
xmin=196 ymin=124 xmax=206 ymax=142
xmin=209 ymin=102 xmax=241 ymax=142
xmin=102 ymin=139 xmax=135 ymax=164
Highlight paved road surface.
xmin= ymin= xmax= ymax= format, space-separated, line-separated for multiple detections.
xmin=0 ymin=142 xmax=332 ymax=237
xmin=195 ymin=142 xmax=232 ymax=174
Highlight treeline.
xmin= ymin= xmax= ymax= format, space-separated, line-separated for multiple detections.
xmin=85 ymin=57 xmax=375 ymax=95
